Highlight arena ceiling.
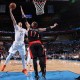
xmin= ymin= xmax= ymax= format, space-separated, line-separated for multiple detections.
xmin=0 ymin=0 xmax=80 ymax=31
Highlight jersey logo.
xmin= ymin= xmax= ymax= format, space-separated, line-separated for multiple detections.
xmin=20 ymin=32 xmax=23 ymax=36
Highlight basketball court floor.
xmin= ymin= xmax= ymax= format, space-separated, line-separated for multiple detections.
xmin=0 ymin=60 xmax=80 ymax=80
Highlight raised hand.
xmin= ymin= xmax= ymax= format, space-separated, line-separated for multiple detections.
xmin=50 ymin=23 xmax=58 ymax=29
xmin=20 ymin=6 xmax=26 ymax=18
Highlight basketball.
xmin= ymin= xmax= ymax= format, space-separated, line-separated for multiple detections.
xmin=9 ymin=3 xmax=16 ymax=10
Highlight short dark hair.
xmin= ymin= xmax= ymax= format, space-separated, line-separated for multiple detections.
xmin=32 ymin=21 xmax=38 ymax=27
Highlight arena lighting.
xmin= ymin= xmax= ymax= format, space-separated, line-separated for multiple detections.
xmin=0 ymin=36 xmax=12 ymax=40
xmin=1 ymin=36 xmax=11 ymax=39
xmin=72 ymin=27 xmax=80 ymax=30
xmin=43 ymin=36 xmax=54 ymax=39
xmin=70 ymin=0 xmax=76 ymax=3
xmin=0 ymin=27 xmax=80 ymax=34
xmin=26 ymin=0 xmax=30 ymax=2
xmin=49 ymin=0 xmax=69 ymax=1
xmin=0 ymin=31 xmax=14 ymax=34
xmin=0 ymin=5 xmax=6 ymax=13
xmin=25 ymin=14 xmax=32 ymax=18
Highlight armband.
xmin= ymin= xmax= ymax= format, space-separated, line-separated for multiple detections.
xmin=46 ymin=27 xmax=51 ymax=31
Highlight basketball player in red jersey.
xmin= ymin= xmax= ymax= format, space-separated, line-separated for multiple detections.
xmin=20 ymin=6 xmax=58 ymax=80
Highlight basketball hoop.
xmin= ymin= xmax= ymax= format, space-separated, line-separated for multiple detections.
xmin=33 ymin=0 xmax=47 ymax=15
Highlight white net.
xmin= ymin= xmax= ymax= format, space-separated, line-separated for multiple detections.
xmin=33 ymin=0 xmax=46 ymax=15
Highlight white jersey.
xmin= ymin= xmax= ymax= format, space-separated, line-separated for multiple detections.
xmin=14 ymin=25 xmax=28 ymax=42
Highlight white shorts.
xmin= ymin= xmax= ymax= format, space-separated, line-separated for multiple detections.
xmin=9 ymin=41 xmax=26 ymax=56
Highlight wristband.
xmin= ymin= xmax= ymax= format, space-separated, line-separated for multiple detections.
xmin=46 ymin=27 xmax=51 ymax=31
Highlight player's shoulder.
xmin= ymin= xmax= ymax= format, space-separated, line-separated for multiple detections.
xmin=14 ymin=24 xmax=18 ymax=27
xmin=22 ymin=28 xmax=27 ymax=31
xmin=14 ymin=24 xmax=20 ymax=30
xmin=22 ymin=28 xmax=28 ymax=33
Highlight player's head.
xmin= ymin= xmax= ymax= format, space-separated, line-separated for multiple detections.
xmin=18 ymin=22 xmax=22 ymax=27
xmin=31 ymin=21 xmax=38 ymax=28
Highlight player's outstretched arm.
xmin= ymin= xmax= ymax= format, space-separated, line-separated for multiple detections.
xmin=20 ymin=6 xmax=26 ymax=18
xmin=9 ymin=8 xmax=17 ymax=26
xmin=50 ymin=23 xmax=58 ymax=29
xmin=38 ymin=23 xmax=58 ymax=32
xmin=20 ymin=6 xmax=30 ymax=30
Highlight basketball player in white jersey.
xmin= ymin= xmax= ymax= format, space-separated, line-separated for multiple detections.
xmin=26 ymin=47 xmax=33 ymax=72
xmin=1 ymin=7 xmax=28 ymax=75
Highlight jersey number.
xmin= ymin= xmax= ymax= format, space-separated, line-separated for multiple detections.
xmin=20 ymin=32 xmax=23 ymax=36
